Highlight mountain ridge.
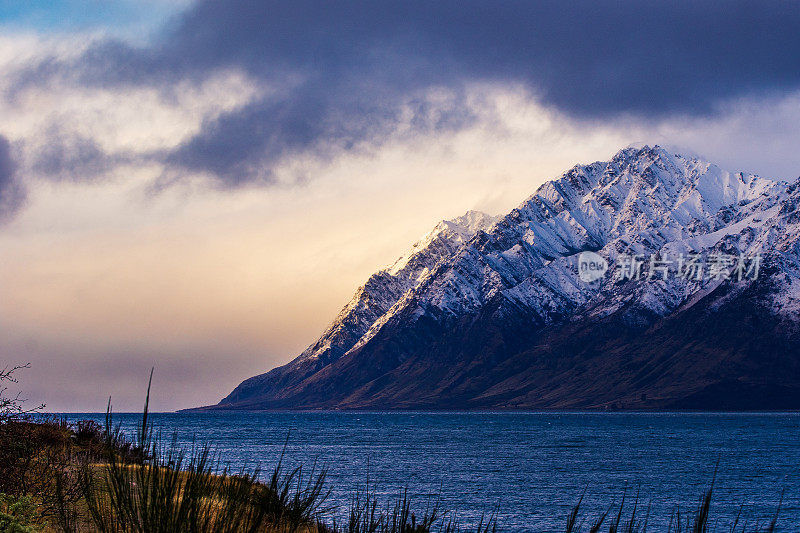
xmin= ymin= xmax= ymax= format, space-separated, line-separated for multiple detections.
xmin=192 ymin=146 xmax=800 ymax=411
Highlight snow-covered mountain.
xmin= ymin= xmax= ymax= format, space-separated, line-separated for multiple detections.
xmin=206 ymin=146 xmax=800 ymax=411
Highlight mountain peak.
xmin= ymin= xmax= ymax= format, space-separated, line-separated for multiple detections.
xmin=613 ymin=143 xmax=670 ymax=161
xmin=448 ymin=210 xmax=498 ymax=234
xmin=387 ymin=210 xmax=497 ymax=275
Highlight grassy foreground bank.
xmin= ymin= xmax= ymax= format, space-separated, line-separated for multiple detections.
xmin=0 ymin=367 xmax=785 ymax=532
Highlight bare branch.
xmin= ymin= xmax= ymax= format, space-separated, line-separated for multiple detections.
xmin=0 ymin=363 xmax=44 ymax=423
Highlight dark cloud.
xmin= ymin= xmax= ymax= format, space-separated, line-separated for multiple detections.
xmin=0 ymin=136 xmax=26 ymax=223
xmin=29 ymin=128 xmax=127 ymax=182
xmin=11 ymin=0 xmax=800 ymax=185
xmin=165 ymin=85 xmax=476 ymax=186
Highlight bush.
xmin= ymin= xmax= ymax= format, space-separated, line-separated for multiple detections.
xmin=0 ymin=494 xmax=40 ymax=533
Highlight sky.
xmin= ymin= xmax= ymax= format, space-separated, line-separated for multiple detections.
xmin=1 ymin=0 xmax=800 ymax=412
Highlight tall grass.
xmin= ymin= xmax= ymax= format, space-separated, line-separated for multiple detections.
xmin=79 ymin=370 xmax=332 ymax=532
xmin=561 ymin=481 xmax=782 ymax=533
xmin=318 ymin=484 xmax=497 ymax=533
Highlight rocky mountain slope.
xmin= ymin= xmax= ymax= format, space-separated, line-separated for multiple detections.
xmin=202 ymin=146 xmax=800 ymax=410
xmin=219 ymin=210 xmax=498 ymax=405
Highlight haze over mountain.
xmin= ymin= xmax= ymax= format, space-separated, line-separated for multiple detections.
xmin=200 ymin=146 xmax=800 ymax=410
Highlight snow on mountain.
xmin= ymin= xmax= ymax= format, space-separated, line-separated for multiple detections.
xmin=387 ymin=210 xmax=498 ymax=276
xmin=352 ymin=145 xmax=793 ymax=346
xmin=209 ymin=145 xmax=800 ymax=410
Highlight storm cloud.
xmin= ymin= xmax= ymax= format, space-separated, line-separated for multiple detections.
xmin=11 ymin=0 xmax=800 ymax=185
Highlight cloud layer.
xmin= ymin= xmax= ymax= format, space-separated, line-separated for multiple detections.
xmin=10 ymin=0 xmax=800 ymax=186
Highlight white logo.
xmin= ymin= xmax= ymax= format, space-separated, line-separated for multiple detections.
xmin=578 ymin=251 xmax=608 ymax=282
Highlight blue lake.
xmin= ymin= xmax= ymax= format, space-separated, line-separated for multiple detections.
xmin=60 ymin=412 xmax=799 ymax=531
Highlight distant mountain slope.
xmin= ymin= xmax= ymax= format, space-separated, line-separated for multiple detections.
xmin=198 ymin=146 xmax=800 ymax=411
xmin=218 ymin=210 xmax=498 ymax=406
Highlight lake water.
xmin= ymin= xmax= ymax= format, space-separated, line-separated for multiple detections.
xmin=60 ymin=412 xmax=799 ymax=531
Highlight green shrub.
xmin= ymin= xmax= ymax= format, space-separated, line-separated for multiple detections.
xmin=0 ymin=494 xmax=40 ymax=533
